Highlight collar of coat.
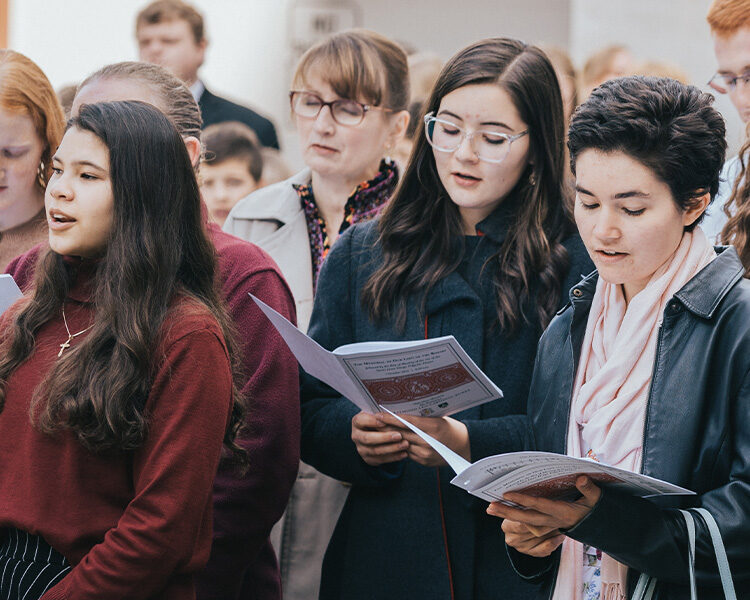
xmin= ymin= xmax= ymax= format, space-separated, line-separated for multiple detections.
xmin=566 ymin=245 xmax=745 ymax=320
xmin=471 ymin=188 xmax=524 ymax=245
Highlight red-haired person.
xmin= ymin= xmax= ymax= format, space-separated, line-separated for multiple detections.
xmin=703 ymin=0 xmax=750 ymax=242
xmin=0 ymin=50 xmax=65 ymax=271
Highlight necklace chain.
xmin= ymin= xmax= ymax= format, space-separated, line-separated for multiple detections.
xmin=58 ymin=305 xmax=94 ymax=358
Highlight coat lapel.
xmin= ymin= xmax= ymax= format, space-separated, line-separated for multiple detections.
xmin=422 ymin=272 xmax=484 ymax=421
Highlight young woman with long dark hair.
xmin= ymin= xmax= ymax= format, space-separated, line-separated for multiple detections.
xmin=299 ymin=38 xmax=593 ymax=600
xmin=5 ymin=62 xmax=300 ymax=600
xmin=0 ymin=101 xmax=246 ymax=600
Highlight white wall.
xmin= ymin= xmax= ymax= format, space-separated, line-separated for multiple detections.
xmin=359 ymin=0 xmax=570 ymax=59
xmin=8 ymin=0 xmax=294 ymax=133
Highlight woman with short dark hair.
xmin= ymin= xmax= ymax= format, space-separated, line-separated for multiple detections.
xmin=488 ymin=76 xmax=750 ymax=599
xmin=0 ymin=101 xmax=245 ymax=599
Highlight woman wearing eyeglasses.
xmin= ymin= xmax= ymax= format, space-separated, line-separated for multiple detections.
xmin=299 ymin=38 xmax=593 ymax=600
xmin=223 ymin=29 xmax=409 ymax=600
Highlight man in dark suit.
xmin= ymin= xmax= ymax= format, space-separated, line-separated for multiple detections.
xmin=135 ymin=0 xmax=280 ymax=148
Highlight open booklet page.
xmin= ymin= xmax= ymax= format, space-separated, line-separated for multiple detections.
xmin=385 ymin=409 xmax=694 ymax=505
xmin=0 ymin=274 xmax=22 ymax=316
xmin=250 ymin=294 xmax=502 ymax=417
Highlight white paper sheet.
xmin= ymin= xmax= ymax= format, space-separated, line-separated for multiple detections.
xmin=251 ymin=294 xmax=503 ymax=417
xmin=0 ymin=274 xmax=22 ymax=315
xmin=250 ymin=295 xmax=376 ymax=411
xmin=382 ymin=407 xmax=471 ymax=473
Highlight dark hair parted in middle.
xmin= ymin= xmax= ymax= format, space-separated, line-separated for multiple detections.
xmin=361 ymin=37 xmax=572 ymax=333
xmin=568 ymin=76 xmax=727 ymax=231
xmin=0 ymin=101 xmax=247 ymax=464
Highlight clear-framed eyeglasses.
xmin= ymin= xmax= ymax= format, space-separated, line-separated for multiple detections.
xmin=289 ymin=91 xmax=391 ymax=126
xmin=423 ymin=113 xmax=528 ymax=164
xmin=707 ymin=71 xmax=750 ymax=94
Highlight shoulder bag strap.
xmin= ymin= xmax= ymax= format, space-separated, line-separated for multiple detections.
xmin=679 ymin=508 xmax=698 ymax=599
xmin=628 ymin=507 xmax=736 ymax=600
xmin=631 ymin=573 xmax=658 ymax=600
xmin=693 ymin=507 xmax=738 ymax=600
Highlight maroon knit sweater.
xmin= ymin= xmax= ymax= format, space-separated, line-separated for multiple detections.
xmin=5 ymin=223 xmax=300 ymax=600
xmin=0 ymin=264 xmax=233 ymax=599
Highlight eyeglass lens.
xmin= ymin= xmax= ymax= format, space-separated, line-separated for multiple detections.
xmin=426 ymin=118 xmax=513 ymax=163
xmin=709 ymin=72 xmax=750 ymax=94
xmin=291 ymin=92 xmax=365 ymax=126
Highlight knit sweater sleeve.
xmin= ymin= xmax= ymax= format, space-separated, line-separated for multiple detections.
xmin=41 ymin=323 xmax=233 ymax=600
xmin=200 ymin=265 xmax=300 ymax=592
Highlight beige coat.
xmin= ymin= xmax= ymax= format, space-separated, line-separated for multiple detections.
xmin=223 ymin=169 xmax=349 ymax=600
xmin=224 ymin=168 xmax=316 ymax=332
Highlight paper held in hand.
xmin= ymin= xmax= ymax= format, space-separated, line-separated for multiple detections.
xmin=384 ymin=409 xmax=695 ymax=504
xmin=0 ymin=274 xmax=22 ymax=316
xmin=250 ymin=294 xmax=502 ymax=417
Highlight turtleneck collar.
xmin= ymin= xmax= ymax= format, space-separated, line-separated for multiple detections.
xmin=61 ymin=255 xmax=100 ymax=304
xmin=472 ymin=186 xmax=525 ymax=245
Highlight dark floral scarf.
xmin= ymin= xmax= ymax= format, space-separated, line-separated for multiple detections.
xmin=295 ymin=158 xmax=398 ymax=289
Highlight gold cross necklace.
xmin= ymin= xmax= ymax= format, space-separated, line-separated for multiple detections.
xmin=58 ymin=305 xmax=94 ymax=357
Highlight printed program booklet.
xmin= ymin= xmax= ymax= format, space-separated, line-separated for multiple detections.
xmin=385 ymin=410 xmax=694 ymax=504
xmin=250 ymin=294 xmax=502 ymax=417
xmin=0 ymin=274 xmax=22 ymax=316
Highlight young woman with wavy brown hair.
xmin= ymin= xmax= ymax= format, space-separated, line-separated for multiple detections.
xmin=0 ymin=100 xmax=246 ymax=600
xmin=299 ymin=38 xmax=593 ymax=600
xmin=720 ymin=126 xmax=750 ymax=271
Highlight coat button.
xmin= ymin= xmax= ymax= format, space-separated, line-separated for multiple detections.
xmin=572 ymin=288 xmax=583 ymax=297
xmin=668 ymin=301 xmax=680 ymax=313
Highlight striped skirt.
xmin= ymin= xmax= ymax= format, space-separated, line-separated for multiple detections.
xmin=0 ymin=528 xmax=70 ymax=600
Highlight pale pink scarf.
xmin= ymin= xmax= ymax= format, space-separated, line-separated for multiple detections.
xmin=551 ymin=229 xmax=716 ymax=600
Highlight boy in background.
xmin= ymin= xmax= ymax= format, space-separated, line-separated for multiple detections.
xmin=201 ymin=121 xmax=263 ymax=227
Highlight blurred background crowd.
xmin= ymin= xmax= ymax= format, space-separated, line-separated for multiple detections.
xmin=2 ymin=0 xmax=744 ymax=177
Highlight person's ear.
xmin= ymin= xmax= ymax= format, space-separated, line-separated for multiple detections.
xmin=194 ymin=37 xmax=208 ymax=70
xmin=386 ymin=110 xmax=410 ymax=150
xmin=683 ymin=192 xmax=711 ymax=228
xmin=184 ymin=136 xmax=202 ymax=169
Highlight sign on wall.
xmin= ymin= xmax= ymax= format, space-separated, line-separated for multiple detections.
xmin=288 ymin=0 xmax=361 ymax=57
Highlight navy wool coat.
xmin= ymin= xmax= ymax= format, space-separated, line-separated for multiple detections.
xmin=300 ymin=206 xmax=593 ymax=600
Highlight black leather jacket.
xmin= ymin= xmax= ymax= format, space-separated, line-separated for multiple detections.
xmin=509 ymin=246 xmax=750 ymax=599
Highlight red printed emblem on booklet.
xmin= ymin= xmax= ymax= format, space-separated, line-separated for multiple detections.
xmin=515 ymin=472 xmax=621 ymax=501
xmin=361 ymin=363 xmax=473 ymax=404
